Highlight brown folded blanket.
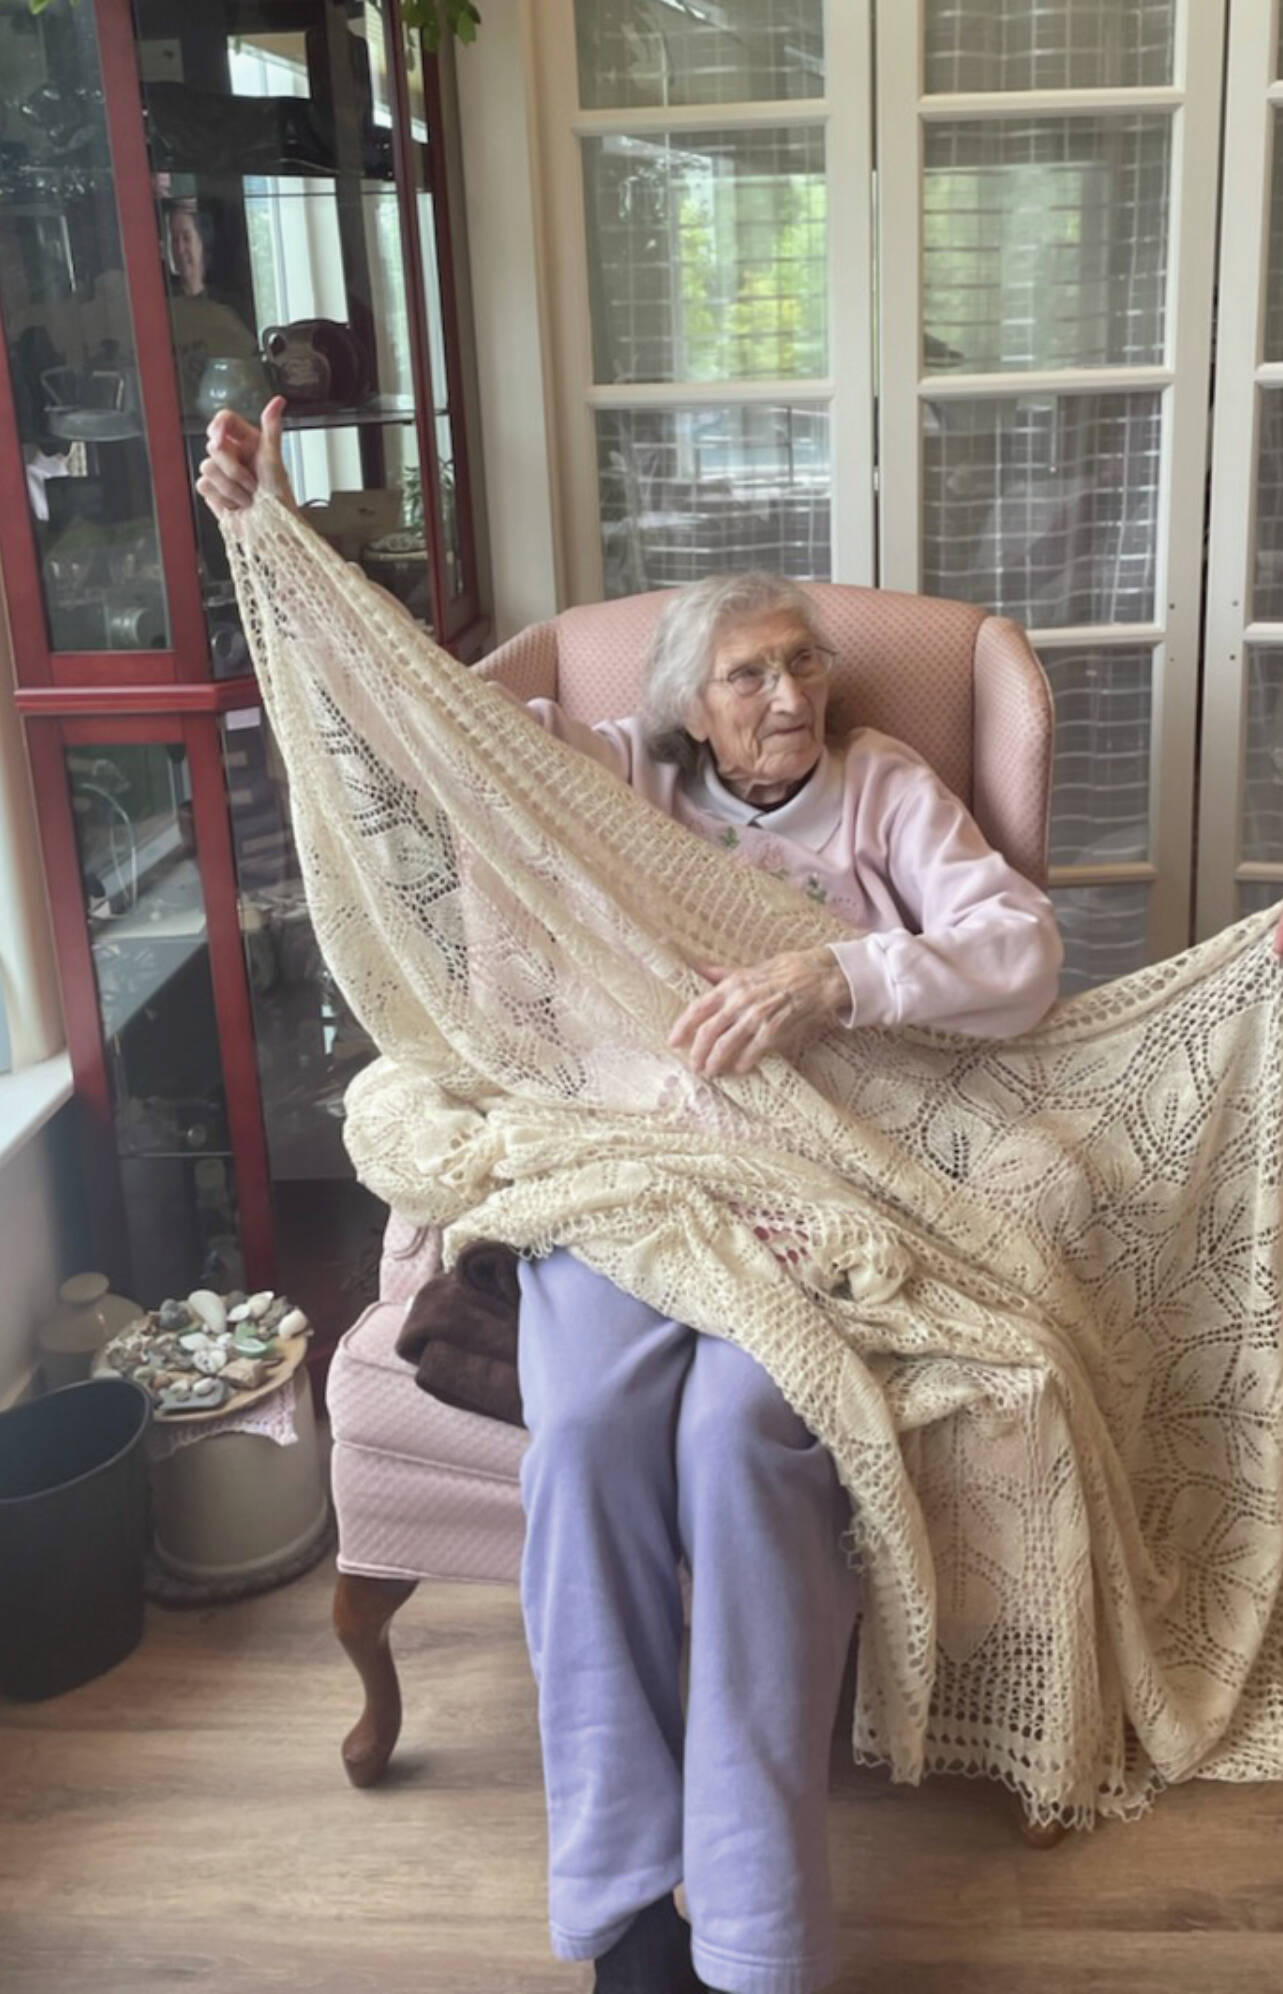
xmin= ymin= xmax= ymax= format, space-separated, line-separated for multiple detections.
xmin=395 ymin=1240 xmax=525 ymax=1427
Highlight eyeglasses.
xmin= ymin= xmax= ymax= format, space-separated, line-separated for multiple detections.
xmin=706 ymin=644 xmax=835 ymax=703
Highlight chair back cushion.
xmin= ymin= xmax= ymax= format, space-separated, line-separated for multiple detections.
xmin=550 ymin=584 xmax=988 ymax=807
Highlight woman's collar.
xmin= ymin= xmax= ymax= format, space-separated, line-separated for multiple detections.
xmin=687 ymin=742 xmax=846 ymax=839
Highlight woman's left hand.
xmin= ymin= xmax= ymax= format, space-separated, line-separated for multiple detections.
xmin=668 ymin=947 xmax=850 ymax=1077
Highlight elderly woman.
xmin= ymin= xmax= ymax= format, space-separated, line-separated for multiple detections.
xmin=199 ymin=404 xmax=1063 ymax=1994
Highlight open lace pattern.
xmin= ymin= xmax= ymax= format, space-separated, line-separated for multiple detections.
xmin=226 ymin=495 xmax=1283 ymax=1827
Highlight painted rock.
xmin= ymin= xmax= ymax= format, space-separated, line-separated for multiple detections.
xmin=157 ymin=1299 xmax=191 ymax=1330
xmin=245 ymin=1290 xmax=275 ymax=1320
xmin=277 ymin=1308 xmax=309 ymax=1340
xmin=193 ymin=1346 xmax=228 ymax=1375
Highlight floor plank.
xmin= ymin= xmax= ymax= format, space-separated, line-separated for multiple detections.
xmin=2 ymin=1561 xmax=1282 ymax=1991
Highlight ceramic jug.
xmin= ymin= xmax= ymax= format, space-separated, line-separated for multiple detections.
xmin=37 ymin=1273 xmax=144 ymax=1391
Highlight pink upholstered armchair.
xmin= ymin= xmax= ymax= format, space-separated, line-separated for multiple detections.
xmin=326 ymin=583 xmax=1054 ymax=1791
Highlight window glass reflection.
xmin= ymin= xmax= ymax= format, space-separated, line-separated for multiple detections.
xmin=66 ymin=740 xmax=242 ymax=1298
xmin=0 ymin=0 xmax=170 ymax=651
xmin=596 ymin=403 xmax=830 ymax=597
xmin=133 ymin=0 xmax=431 ymax=664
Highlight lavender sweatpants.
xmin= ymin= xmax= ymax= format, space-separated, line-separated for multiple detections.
xmin=517 ymin=1249 xmax=861 ymax=1994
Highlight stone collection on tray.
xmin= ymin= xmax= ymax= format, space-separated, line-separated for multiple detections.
xmin=97 ymin=1289 xmax=309 ymax=1418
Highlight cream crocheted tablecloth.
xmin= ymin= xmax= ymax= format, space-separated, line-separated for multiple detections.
xmin=224 ymin=494 xmax=1283 ymax=1827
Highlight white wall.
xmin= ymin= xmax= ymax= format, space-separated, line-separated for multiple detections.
xmin=0 ymin=1113 xmax=74 ymax=1404
xmin=0 ymin=580 xmax=61 ymax=1068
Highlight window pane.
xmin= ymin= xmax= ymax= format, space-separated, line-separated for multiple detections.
xmin=1241 ymin=646 xmax=1283 ymax=864
xmin=583 ymin=128 xmax=826 ymax=385
xmin=924 ymin=118 xmax=1170 ymax=374
xmin=0 ymin=0 xmax=171 ymax=651
xmin=1238 ymin=879 xmax=1283 ymax=921
xmin=65 ymin=740 xmax=242 ymax=1298
xmin=1253 ymin=390 xmax=1283 ymax=621
xmin=922 ymin=393 xmax=1161 ymax=626
xmin=575 ymin=0 xmax=824 ymax=110
xmin=1050 ymin=882 xmax=1150 ymax=993
xmin=1265 ymin=113 xmax=1283 ymax=362
xmin=924 ymin=0 xmax=1174 ymax=93
xmin=595 ymin=404 xmax=829 ymax=596
xmin=1043 ymin=648 xmax=1150 ymax=867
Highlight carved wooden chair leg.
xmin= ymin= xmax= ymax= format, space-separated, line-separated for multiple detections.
xmin=333 ymin=1571 xmax=419 ymax=1788
xmin=1014 ymin=1803 xmax=1069 ymax=1850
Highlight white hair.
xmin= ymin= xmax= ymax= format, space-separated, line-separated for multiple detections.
xmin=642 ymin=571 xmax=822 ymax=768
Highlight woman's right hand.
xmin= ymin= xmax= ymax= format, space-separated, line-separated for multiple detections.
xmin=196 ymin=396 xmax=296 ymax=518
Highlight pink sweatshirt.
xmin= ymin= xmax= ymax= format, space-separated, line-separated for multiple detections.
xmin=527 ymin=702 xmax=1063 ymax=1039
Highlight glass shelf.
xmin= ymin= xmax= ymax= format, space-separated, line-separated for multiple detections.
xmin=180 ymin=400 xmax=416 ymax=437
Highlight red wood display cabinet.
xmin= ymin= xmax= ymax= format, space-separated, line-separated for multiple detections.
xmin=0 ymin=0 xmax=486 ymax=1352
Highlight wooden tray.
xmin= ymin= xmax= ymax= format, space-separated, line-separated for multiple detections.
xmin=94 ymin=1328 xmax=309 ymax=1424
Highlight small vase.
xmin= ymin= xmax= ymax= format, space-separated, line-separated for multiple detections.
xmin=38 ymin=1273 xmax=145 ymax=1392
xmin=195 ymin=356 xmax=273 ymax=422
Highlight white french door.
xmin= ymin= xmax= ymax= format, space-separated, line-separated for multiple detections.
xmin=875 ymin=0 xmax=1224 ymax=987
xmin=1198 ymin=0 xmax=1283 ymax=935
xmin=524 ymin=1 xmax=1236 ymax=992
xmin=527 ymin=0 xmax=875 ymax=602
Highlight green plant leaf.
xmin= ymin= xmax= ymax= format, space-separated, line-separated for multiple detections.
xmin=450 ymin=0 xmax=482 ymax=41
xmin=400 ymin=0 xmax=438 ymax=40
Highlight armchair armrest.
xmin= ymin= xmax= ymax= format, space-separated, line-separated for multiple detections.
xmin=476 ymin=618 xmax=559 ymax=702
xmin=971 ymin=615 xmax=1055 ymax=889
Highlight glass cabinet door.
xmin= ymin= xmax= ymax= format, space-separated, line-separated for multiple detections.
xmin=221 ymin=706 xmax=384 ymax=1337
xmin=65 ymin=736 xmax=243 ymax=1302
xmin=131 ymin=0 xmax=442 ymax=673
xmin=395 ymin=28 xmax=479 ymax=639
xmin=0 ymin=0 xmax=170 ymax=653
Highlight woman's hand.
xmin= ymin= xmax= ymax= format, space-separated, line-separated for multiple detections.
xmin=668 ymin=946 xmax=850 ymax=1077
xmin=196 ymin=396 xmax=296 ymax=518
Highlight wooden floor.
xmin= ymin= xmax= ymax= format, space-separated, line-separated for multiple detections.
xmin=2 ymin=1561 xmax=1282 ymax=1993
